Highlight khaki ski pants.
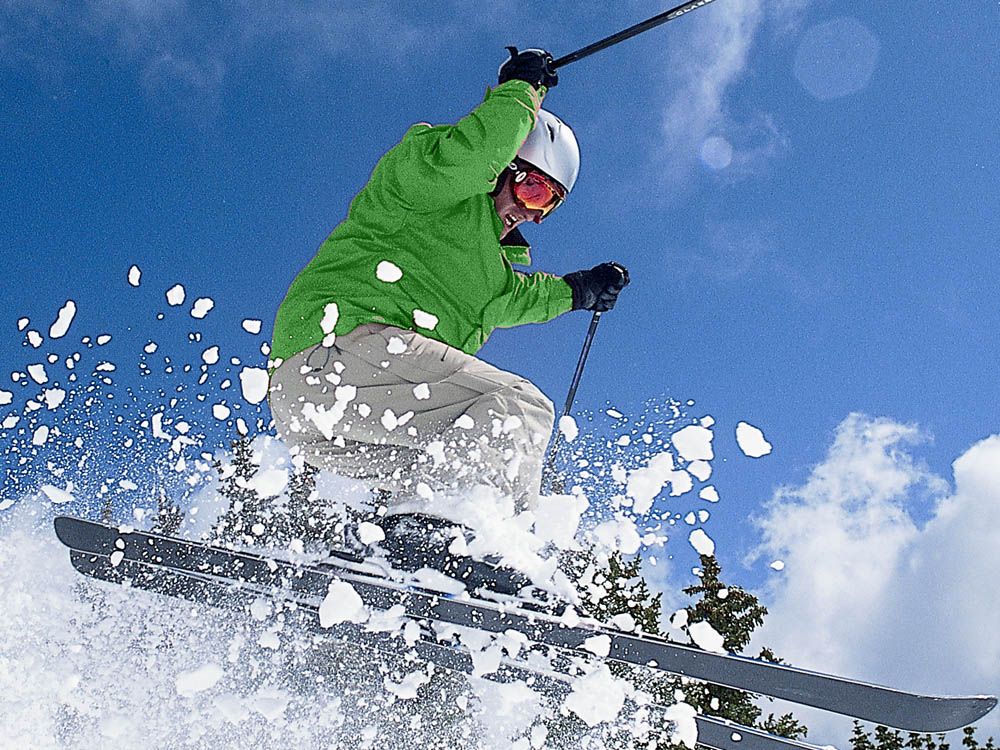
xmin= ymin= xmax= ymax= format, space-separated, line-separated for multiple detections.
xmin=268 ymin=324 xmax=555 ymax=519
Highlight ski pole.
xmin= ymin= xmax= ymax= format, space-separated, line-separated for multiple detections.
xmin=542 ymin=311 xmax=602 ymax=493
xmin=550 ymin=0 xmax=720 ymax=70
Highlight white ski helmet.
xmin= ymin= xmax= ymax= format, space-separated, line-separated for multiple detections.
xmin=517 ymin=109 xmax=580 ymax=193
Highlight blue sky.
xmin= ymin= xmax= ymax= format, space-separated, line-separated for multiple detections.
xmin=3 ymin=0 xmax=999 ymax=741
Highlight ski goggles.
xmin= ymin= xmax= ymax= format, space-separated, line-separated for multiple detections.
xmin=511 ymin=170 xmax=566 ymax=220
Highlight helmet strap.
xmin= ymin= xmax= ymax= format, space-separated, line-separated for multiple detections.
xmin=490 ymin=162 xmax=521 ymax=196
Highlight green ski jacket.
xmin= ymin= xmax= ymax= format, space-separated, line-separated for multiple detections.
xmin=271 ymin=80 xmax=574 ymax=366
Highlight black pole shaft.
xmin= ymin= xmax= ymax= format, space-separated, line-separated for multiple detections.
xmin=542 ymin=311 xmax=602 ymax=493
xmin=550 ymin=0 xmax=719 ymax=69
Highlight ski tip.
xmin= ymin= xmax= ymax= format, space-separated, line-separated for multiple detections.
xmin=980 ymin=694 xmax=998 ymax=718
xmin=53 ymin=515 xmax=76 ymax=547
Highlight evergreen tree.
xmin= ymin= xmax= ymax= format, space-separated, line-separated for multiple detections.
xmin=562 ymin=550 xmax=808 ymax=748
xmin=210 ymin=437 xmax=339 ymax=548
xmin=150 ymin=489 xmax=184 ymax=534
xmin=848 ymin=723 xmax=995 ymax=750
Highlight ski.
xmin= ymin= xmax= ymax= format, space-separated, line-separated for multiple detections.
xmin=54 ymin=515 xmax=997 ymax=733
xmin=67 ymin=543 xmax=830 ymax=750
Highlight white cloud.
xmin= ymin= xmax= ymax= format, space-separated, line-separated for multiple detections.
xmin=652 ymin=0 xmax=810 ymax=184
xmin=750 ymin=414 xmax=1000 ymax=742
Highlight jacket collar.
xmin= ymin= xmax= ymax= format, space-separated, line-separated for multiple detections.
xmin=500 ymin=227 xmax=531 ymax=265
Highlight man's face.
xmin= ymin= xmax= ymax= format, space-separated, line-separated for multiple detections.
xmin=493 ymin=172 xmax=543 ymax=240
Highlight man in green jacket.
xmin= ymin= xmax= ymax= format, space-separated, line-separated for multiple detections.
xmin=269 ymin=49 xmax=628 ymax=589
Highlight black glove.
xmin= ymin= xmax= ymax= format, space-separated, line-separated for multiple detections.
xmin=498 ymin=47 xmax=558 ymax=90
xmin=563 ymin=262 xmax=630 ymax=312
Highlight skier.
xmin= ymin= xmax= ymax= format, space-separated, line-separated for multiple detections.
xmin=268 ymin=49 xmax=629 ymax=593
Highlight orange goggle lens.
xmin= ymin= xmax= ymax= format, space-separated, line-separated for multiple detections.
xmin=512 ymin=172 xmax=566 ymax=219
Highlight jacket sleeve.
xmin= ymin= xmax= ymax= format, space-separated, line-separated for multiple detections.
xmin=485 ymin=270 xmax=574 ymax=329
xmin=379 ymin=80 xmax=545 ymax=209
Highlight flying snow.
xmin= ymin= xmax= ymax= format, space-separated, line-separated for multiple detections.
xmin=376 ymin=260 xmax=403 ymax=283
xmin=239 ymin=367 xmax=269 ymax=405
xmin=736 ymin=421 xmax=772 ymax=457
xmin=689 ymin=528 xmax=716 ymax=556
xmin=175 ymin=663 xmax=225 ymax=697
xmin=412 ymin=309 xmax=438 ymax=331
xmin=27 ymin=363 xmax=48 ymax=384
xmin=320 ymin=302 xmax=339 ymax=347
xmin=562 ymin=664 xmax=627 ymax=727
xmin=319 ymin=581 xmax=369 ymax=626
xmin=688 ymin=620 xmax=727 ymax=654
xmin=127 ymin=264 xmax=142 ymax=286
xmin=671 ymin=423 xmax=714 ymax=461
xmin=49 ymin=300 xmax=77 ymax=339
xmin=191 ymin=297 xmax=215 ymax=319
xmin=165 ymin=283 xmax=186 ymax=306
xmin=40 ymin=484 xmax=75 ymax=504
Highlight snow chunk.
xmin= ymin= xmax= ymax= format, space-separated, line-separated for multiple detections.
xmin=534 ymin=493 xmax=588 ymax=549
xmin=319 ymin=581 xmax=368 ymax=626
xmin=626 ymin=452 xmax=693 ymax=513
xmin=41 ymin=484 xmax=75 ymax=504
xmin=412 ymin=309 xmax=438 ymax=330
xmin=384 ymin=670 xmax=430 ymax=700
xmin=672 ymin=424 xmax=714 ymax=461
xmin=357 ymin=521 xmax=385 ymax=545
xmin=558 ymin=415 xmax=579 ymax=442
xmin=17 ymin=317 xmax=29 ymax=331
xmin=201 ymin=346 xmax=220 ymax=365
xmin=26 ymin=330 xmax=42 ymax=348
xmin=1 ymin=390 xmax=13 ymax=406
xmin=42 ymin=388 xmax=66 ymax=410
xmin=27 ymin=364 xmax=48 ymax=385
xmin=689 ymin=528 xmax=715 ymax=556
xmin=320 ymin=302 xmax=339 ymax=347
xmin=127 ymin=265 xmax=141 ymax=286
xmin=413 ymin=383 xmax=430 ymax=400
xmin=190 ymin=297 xmax=215 ymax=319
xmin=380 ymin=408 xmax=413 ymax=432
xmin=610 ymin=613 xmax=636 ymax=632
xmin=213 ymin=403 xmax=231 ymax=420
xmin=582 ymin=634 xmax=611 ymax=657
xmin=376 ymin=260 xmax=403 ymax=283
xmin=665 ymin=702 xmax=700 ymax=748
xmin=736 ymin=422 xmax=772 ymax=457
xmin=688 ymin=460 xmax=712 ymax=481
xmin=247 ymin=688 xmax=290 ymax=720
xmin=689 ymin=621 xmax=726 ymax=653
xmin=175 ymin=663 xmax=224 ymax=696
xmin=49 ymin=300 xmax=77 ymax=339
xmin=32 ymin=425 xmax=50 ymax=446
xmin=699 ymin=486 xmax=720 ymax=503
xmin=249 ymin=468 xmax=288 ymax=498
xmin=166 ymin=284 xmax=186 ymax=306
xmin=770 ymin=560 xmax=786 ymax=571
xmin=386 ymin=336 xmax=406 ymax=354
xmin=239 ymin=367 xmax=269 ymax=404
xmin=563 ymin=664 xmax=627 ymax=727
xmin=594 ymin=515 xmax=641 ymax=555
xmin=242 ymin=319 xmax=262 ymax=334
